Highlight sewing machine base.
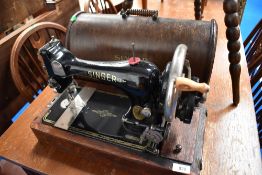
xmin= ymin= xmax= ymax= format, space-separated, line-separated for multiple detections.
xmin=31 ymin=88 xmax=207 ymax=174
xmin=42 ymin=87 xmax=158 ymax=152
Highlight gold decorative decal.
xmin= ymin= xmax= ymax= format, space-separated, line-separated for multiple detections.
xmin=87 ymin=70 xmax=126 ymax=83
xmin=91 ymin=110 xmax=118 ymax=118
xmin=114 ymin=55 xmax=129 ymax=60
xmin=125 ymin=134 xmax=140 ymax=142
xmin=70 ymin=126 xmax=146 ymax=151
xmin=42 ymin=110 xmax=55 ymax=124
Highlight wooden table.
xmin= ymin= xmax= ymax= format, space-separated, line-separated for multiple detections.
xmin=0 ymin=0 xmax=261 ymax=174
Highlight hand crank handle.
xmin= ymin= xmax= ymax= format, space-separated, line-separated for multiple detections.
xmin=175 ymin=77 xmax=210 ymax=94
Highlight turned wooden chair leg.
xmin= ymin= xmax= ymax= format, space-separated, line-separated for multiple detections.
xmin=223 ymin=0 xmax=241 ymax=105
xmin=142 ymin=0 xmax=147 ymax=9
xmin=194 ymin=0 xmax=202 ymax=20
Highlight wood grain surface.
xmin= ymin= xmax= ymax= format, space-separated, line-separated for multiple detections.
xmin=161 ymin=106 xmax=205 ymax=164
xmin=0 ymin=0 xmax=261 ymax=175
xmin=0 ymin=0 xmax=44 ymax=33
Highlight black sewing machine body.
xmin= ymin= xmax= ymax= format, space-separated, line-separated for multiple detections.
xmin=40 ymin=39 xmax=161 ymax=113
xmin=39 ymin=38 xmax=205 ymax=154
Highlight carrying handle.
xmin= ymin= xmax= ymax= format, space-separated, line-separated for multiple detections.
xmin=176 ymin=77 xmax=210 ymax=94
xmin=121 ymin=9 xmax=158 ymax=21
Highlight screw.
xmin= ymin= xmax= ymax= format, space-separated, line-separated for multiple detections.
xmin=173 ymin=144 xmax=182 ymax=154
xmin=140 ymin=107 xmax=151 ymax=118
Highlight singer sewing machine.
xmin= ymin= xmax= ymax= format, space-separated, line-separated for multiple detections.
xmin=38 ymin=37 xmax=209 ymax=154
xmin=30 ymin=12 xmax=218 ymax=174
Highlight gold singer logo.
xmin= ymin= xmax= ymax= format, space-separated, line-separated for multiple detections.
xmin=114 ymin=55 xmax=149 ymax=61
xmin=87 ymin=71 xmax=126 ymax=83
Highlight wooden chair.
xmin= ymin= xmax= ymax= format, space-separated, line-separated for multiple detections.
xmin=244 ymin=19 xmax=262 ymax=147
xmin=10 ymin=22 xmax=66 ymax=102
xmin=84 ymin=0 xmax=133 ymax=14
xmin=194 ymin=0 xmax=208 ymax=20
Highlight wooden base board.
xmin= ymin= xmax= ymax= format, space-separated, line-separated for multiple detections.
xmin=31 ymin=103 xmax=206 ymax=175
